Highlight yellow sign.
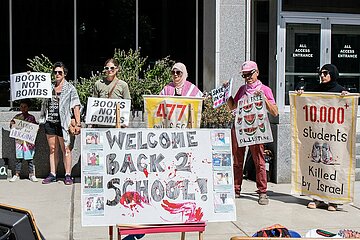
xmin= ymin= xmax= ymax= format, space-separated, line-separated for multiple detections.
xmin=144 ymin=95 xmax=203 ymax=128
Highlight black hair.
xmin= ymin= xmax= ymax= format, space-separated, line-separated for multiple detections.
xmin=19 ymin=98 xmax=32 ymax=107
xmin=53 ymin=61 xmax=68 ymax=75
xmin=104 ymin=58 xmax=119 ymax=67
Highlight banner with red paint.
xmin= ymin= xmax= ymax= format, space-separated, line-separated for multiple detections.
xmin=81 ymin=128 xmax=236 ymax=226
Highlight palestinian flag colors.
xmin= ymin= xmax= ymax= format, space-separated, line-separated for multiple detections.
xmin=254 ymin=101 xmax=263 ymax=110
xmin=244 ymin=114 xmax=256 ymax=125
xmin=258 ymin=122 xmax=266 ymax=133
xmin=243 ymin=103 xmax=253 ymax=113
xmin=244 ymin=126 xmax=257 ymax=136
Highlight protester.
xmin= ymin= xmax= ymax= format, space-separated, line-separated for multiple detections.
xmin=297 ymin=63 xmax=348 ymax=211
xmin=9 ymin=99 xmax=38 ymax=182
xmin=227 ymin=60 xmax=278 ymax=205
xmin=93 ymin=58 xmax=131 ymax=100
xmin=40 ymin=62 xmax=81 ymax=185
xmin=160 ymin=62 xmax=203 ymax=97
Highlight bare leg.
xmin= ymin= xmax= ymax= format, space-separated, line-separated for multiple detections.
xmin=46 ymin=134 xmax=59 ymax=175
xmin=58 ymin=137 xmax=72 ymax=175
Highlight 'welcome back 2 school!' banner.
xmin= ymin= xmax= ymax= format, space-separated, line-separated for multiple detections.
xmin=235 ymin=94 xmax=273 ymax=147
xmin=290 ymin=92 xmax=359 ymax=204
xmin=81 ymin=128 xmax=236 ymax=226
xmin=143 ymin=95 xmax=203 ymax=128
xmin=10 ymin=72 xmax=52 ymax=101
xmin=85 ymin=97 xmax=131 ymax=126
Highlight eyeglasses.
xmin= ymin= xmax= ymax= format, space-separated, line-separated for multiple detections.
xmin=241 ymin=70 xmax=256 ymax=78
xmin=53 ymin=71 xmax=63 ymax=75
xmin=318 ymin=70 xmax=329 ymax=77
xmin=171 ymin=70 xmax=182 ymax=76
xmin=104 ymin=66 xmax=117 ymax=71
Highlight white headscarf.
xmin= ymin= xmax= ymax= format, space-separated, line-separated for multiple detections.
xmin=172 ymin=62 xmax=188 ymax=89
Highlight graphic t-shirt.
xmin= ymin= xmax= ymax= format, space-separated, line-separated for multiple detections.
xmin=47 ymin=92 xmax=61 ymax=123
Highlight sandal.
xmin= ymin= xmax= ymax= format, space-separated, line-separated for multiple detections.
xmin=328 ymin=203 xmax=337 ymax=211
xmin=307 ymin=200 xmax=322 ymax=209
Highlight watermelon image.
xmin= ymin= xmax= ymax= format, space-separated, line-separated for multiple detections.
xmin=237 ymin=117 xmax=243 ymax=125
xmin=238 ymin=107 xmax=242 ymax=115
xmin=243 ymin=103 xmax=253 ymax=113
xmin=255 ymin=101 xmax=263 ymax=110
xmin=259 ymin=122 xmax=266 ymax=133
xmin=238 ymin=129 xmax=243 ymax=135
xmin=244 ymin=114 xmax=256 ymax=125
xmin=244 ymin=126 xmax=257 ymax=136
xmin=258 ymin=113 xmax=264 ymax=120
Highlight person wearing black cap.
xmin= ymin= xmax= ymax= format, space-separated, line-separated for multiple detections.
xmin=297 ymin=64 xmax=348 ymax=211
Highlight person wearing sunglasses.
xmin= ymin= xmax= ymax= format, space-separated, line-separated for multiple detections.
xmin=297 ymin=64 xmax=347 ymax=212
xmin=227 ymin=60 xmax=278 ymax=205
xmin=93 ymin=58 xmax=131 ymax=100
xmin=39 ymin=62 xmax=81 ymax=185
xmin=160 ymin=62 xmax=202 ymax=97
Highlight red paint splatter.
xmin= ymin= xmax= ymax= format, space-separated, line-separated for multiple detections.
xmin=120 ymin=192 xmax=147 ymax=212
xmin=143 ymin=168 xmax=149 ymax=177
xmin=161 ymin=200 xmax=203 ymax=223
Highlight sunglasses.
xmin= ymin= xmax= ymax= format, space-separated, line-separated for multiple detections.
xmin=104 ymin=66 xmax=117 ymax=71
xmin=318 ymin=70 xmax=329 ymax=77
xmin=171 ymin=70 xmax=182 ymax=76
xmin=53 ymin=71 xmax=63 ymax=75
xmin=241 ymin=69 xmax=256 ymax=78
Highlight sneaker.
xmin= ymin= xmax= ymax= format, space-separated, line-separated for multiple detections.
xmin=328 ymin=203 xmax=337 ymax=211
xmin=29 ymin=175 xmax=38 ymax=182
xmin=42 ymin=173 xmax=56 ymax=184
xmin=258 ymin=193 xmax=269 ymax=205
xmin=64 ymin=175 xmax=73 ymax=185
xmin=307 ymin=200 xmax=323 ymax=209
xmin=235 ymin=189 xmax=241 ymax=198
xmin=9 ymin=175 xmax=19 ymax=182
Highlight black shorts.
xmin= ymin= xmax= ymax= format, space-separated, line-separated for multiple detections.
xmin=44 ymin=121 xmax=63 ymax=137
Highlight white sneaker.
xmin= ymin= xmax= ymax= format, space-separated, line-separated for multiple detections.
xmin=29 ymin=175 xmax=39 ymax=182
xmin=9 ymin=175 xmax=19 ymax=182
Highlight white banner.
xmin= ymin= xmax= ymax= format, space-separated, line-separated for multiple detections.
xmin=9 ymin=119 xmax=39 ymax=144
xmin=81 ymin=128 xmax=236 ymax=226
xmin=10 ymin=72 xmax=51 ymax=101
xmin=290 ymin=92 xmax=359 ymax=204
xmin=234 ymin=94 xmax=273 ymax=147
xmin=85 ymin=97 xmax=131 ymax=126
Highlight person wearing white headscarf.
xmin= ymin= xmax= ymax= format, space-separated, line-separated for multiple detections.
xmin=160 ymin=62 xmax=202 ymax=97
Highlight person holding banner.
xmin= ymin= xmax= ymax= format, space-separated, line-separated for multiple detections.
xmin=9 ymin=99 xmax=38 ymax=182
xmin=296 ymin=64 xmax=347 ymax=211
xmin=227 ymin=60 xmax=278 ymax=205
xmin=93 ymin=58 xmax=131 ymax=100
xmin=40 ymin=62 xmax=81 ymax=185
xmin=160 ymin=62 xmax=203 ymax=97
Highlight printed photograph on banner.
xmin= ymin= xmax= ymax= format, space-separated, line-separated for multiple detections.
xmin=85 ymin=131 xmax=102 ymax=146
xmin=213 ymin=171 xmax=232 ymax=185
xmin=84 ymin=195 xmax=105 ymax=216
xmin=83 ymin=152 xmax=104 ymax=172
xmin=213 ymin=192 xmax=235 ymax=213
xmin=212 ymin=152 xmax=232 ymax=169
xmin=211 ymin=131 xmax=230 ymax=148
xmin=83 ymin=175 xmax=104 ymax=194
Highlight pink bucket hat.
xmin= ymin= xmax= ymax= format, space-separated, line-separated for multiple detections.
xmin=241 ymin=61 xmax=258 ymax=72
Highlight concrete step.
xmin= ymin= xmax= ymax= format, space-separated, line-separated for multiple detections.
xmin=356 ymin=168 xmax=360 ymax=181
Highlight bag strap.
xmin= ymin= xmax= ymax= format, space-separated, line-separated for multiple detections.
xmin=108 ymin=80 xmax=119 ymax=98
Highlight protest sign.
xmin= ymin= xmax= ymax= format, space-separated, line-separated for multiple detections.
xmin=211 ymin=79 xmax=232 ymax=108
xmin=290 ymin=92 xmax=359 ymax=204
xmin=143 ymin=95 xmax=203 ymax=128
xmin=9 ymin=119 xmax=39 ymax=145
xmin=81 ymin=128 xmax=236 ymax=226
xmin=85 ymin=97 xmax=131 ymax=126
xmin=10 ymin=72 xmax=51 ymax=101
xmin=234 ymin=94 xmax=273 ymax=147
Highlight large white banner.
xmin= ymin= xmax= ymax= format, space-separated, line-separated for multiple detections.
xmin=235 ymin=94 xmax=273 ymax=147
xmin=290 ymin=92 xmax=359 ymax=204
xmin=85 ymin=97 xmax=131 ymax=126
xmin=10 ymin=72 xmax=51 ymax=101
xmin=81 ymin=128 xmax=236 ymax=226
xmin=9 ymin=119 xmax=39 ymax=144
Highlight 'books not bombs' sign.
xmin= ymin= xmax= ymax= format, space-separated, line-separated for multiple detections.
xmin=234 ymin=94 xmax=273 ymax=147
xmin=10 ymin=72 xmax=52 ymax=101
xmin=290 ymin=92 xmax=359 ymax=204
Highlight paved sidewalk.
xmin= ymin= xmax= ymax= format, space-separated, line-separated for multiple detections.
xmin=0 ymin=179 xmax=359 ymax=240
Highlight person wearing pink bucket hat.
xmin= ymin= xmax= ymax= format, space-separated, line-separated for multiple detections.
xmin=227 ymin=60 xmax=278 ymax=205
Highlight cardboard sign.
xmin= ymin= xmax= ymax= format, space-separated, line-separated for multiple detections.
xmin=211 ymin=79 xmax=232 ymax=109
xmin=143 ymin=95 xmax=203 ymax=128
xmin=9 ymin=119 xmax=39 ymax=144
xmin=234 ymin=94 xmax=273 ymax=147
xmin=290 ymin=92 xmax=359 ymax=204
xmin=85 ymin=97 xmax=131 ymax=126
xmin=10 ymin=72 xmax=51 ymax=101
xmin=81 ymin=128 xmax=236 ymax=226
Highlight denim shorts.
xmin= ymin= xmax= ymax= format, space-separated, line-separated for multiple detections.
xmin=44 ymin=121 xmax=63 ymax=137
